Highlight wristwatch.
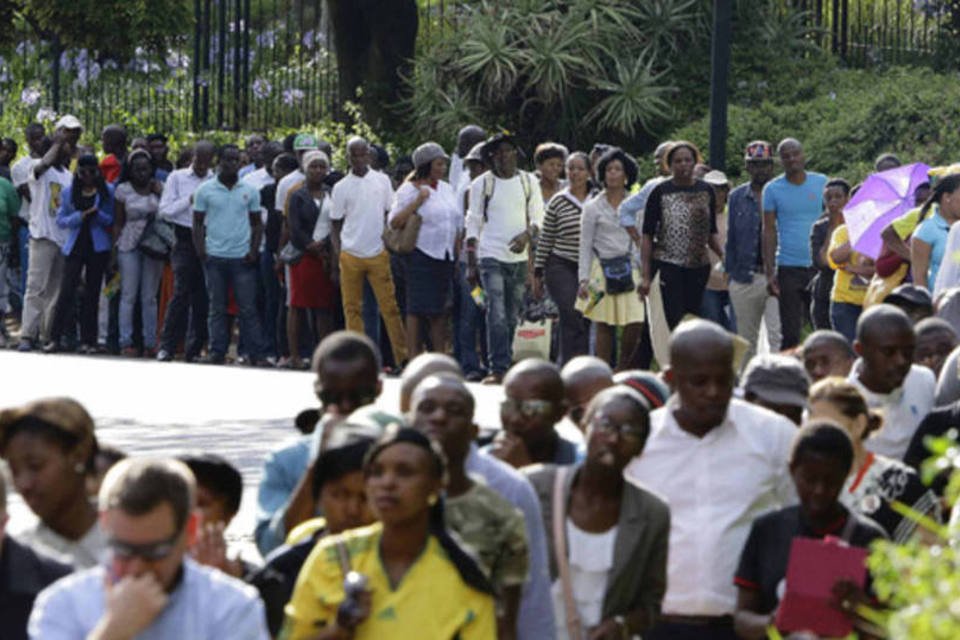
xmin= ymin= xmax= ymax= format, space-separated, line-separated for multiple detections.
xmin=613 ymin=615 xmax=630 ymax=639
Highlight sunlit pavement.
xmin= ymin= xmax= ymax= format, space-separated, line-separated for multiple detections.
xmin=0 ymin=351 xmax=512 ymax=560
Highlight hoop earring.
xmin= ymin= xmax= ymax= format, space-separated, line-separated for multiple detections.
xmin=427 ymin=494 xmax=438 ymax=507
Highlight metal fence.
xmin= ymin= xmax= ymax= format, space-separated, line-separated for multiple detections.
xmin=0 ymin=0 xmax=954 ymax=135
xmin=792 ymin=0 xmax=951 ymax=66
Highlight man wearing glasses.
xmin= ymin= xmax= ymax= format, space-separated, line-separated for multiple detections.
xmin=486 ymin=358 xmax=583 ymax=468
xmin=29 ymin=458 xmax=268 ymax=639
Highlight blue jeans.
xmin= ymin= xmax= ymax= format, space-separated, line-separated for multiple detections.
xmin=830 ymin=300 xmax=862 ymax=343
xmin=701 ymin=289 xmax=737 ymax=332
xmin=205 ymin=256 xmax=265 ymax=359
xmin=455 ymin=262 xmax=486 ymax=376
xmin=118 ymin=250 xmax=163 ymax=349
xmin=479 ymin=258 xmax=527 ymax=375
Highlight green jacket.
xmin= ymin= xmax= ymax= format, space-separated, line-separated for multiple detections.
xmin=0 ymin=176 xmax=21 ymax=242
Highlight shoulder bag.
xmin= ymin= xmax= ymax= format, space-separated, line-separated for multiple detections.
xmin=138 ymin=217 xmax=176 ymax=260
xmin=383 ymin=185 xmax=424 ymax=255
xmin=595 ymin=250 xmax=635 ymax=295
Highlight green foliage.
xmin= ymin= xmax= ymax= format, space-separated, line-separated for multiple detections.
xmin=669 ymin=64 xmax=960 ymax=183
xmin=403 ymin=0 xmax=708 ymax=148
xmin=7 ymin=0 xmax=190 ymax=58
xmin=867 ymin=433 xmax=960 ymax=638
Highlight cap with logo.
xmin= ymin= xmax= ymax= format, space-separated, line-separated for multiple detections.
xmin=744 ymin=140 xmax=774 ymax=161
xmin=293 ymin=133 xmax=319 ymax=151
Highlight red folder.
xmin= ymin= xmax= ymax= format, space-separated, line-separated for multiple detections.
xmin=775 ymin=536 xmax=868 ymax=636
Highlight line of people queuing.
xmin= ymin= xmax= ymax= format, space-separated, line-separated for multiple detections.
xmin=4 ymin=299 xmax=960 ymax=638
xmin=7 ymin=117 xmax=954 ymax=384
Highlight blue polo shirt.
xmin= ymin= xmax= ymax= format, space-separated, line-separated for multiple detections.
xmin=762 ymin=172 xmax=828 ymax=267
xmin=194 ymin=177 xmax=261 ymax=259
xmin=913 ymin=210 xmax=950 ymax=285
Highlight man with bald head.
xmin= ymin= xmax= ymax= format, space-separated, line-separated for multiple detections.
xmin=399 ymin=352 xmax=463 ymax=413
xmin=848 ymin=304 xmax=935 ymax=460
xmin=486 ymin=358 xmax=580 ymax=468
xmin=561 ymin=355 xmax=614 ymax=429
xmin=157 ymin=141 xmax=215 ymax=361
xmin=627 ymin=320 xmax=796 ymax=640
xmin=762 ymin=138 xmax=828 ymax=349
xmin=802 ymin=329 xmax=856 ymax=382
xmin=410 ymin=376 xmax=556 ymax=640
xmin=331 ymin=136 xmax=407 ymax=366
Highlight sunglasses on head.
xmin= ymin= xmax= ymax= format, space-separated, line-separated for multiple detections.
xmin=107 ymin=534 xmax=178 ymax=561
xmin=501 ymin=398 xmax=554 ymax=420
xmin=317 ymin=388 xmax=378 ymax=408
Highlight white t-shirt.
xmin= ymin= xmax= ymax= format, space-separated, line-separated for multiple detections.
xmin=28 ymin=165 xmax=72 ymax=245
xmin=330 ymin=169 xmax=394 ymax=258
xmin=11 ymin=156 xmax=39 ymax=221
xmin=275 ymin=170 xmax=304 ymax=216
xmin=465 ymin=171 xmax=544 ymax=263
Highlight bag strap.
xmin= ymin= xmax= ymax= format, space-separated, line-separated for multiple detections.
xmin=552 ymin=466 xmax=583 ymax=640
xmin=839 ymin=512 xmax=858 ymax=543
xmin=482 ymin=172 xmax=495 ymax=222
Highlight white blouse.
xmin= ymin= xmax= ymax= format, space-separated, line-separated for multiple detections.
xmin=388 ymin=180 xmax=462 ymax=261
xmin=552 ymin=519 xmax=618 ymax=640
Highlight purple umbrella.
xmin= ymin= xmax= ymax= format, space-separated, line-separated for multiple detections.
xmin=843 ymin=162 xmax=930 ymax=259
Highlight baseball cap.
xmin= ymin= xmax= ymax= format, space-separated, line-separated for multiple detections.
xmin=464 ymin=142 xmax=485 ymax=163
xmin=481 ymin=132 xmax=520 ymax=159
xmin=741 ymin=354 xmax=811 ymax=408
xmin=293 ymin=133 xmax=319 ymax=151
xmin=412 ymin=142 xmax=449 ymax=169
xmin=744 ymin=140 xmax=773 ymax=161
xmin=55 ymin=114 xmax=83 ymax=131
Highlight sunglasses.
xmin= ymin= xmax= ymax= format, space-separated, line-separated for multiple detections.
xmin=416 ymin=399 xmax=471 ymax=418
xmin=317 ymin=388 xmax=378 ymax=408
xmin=107 ymin=534 xmax=179 ymax=561
xmin=590 ymin=415 xmax=646 ymax=441
xmin=501 ymin=398 xmax=555 ymax=420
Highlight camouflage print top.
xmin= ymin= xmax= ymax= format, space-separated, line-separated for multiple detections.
xmin=446 ymin=480 xmax=530 ymax=593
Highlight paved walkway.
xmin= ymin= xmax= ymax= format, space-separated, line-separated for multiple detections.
xmin=0 ymin=351 xmax=509 ymax=559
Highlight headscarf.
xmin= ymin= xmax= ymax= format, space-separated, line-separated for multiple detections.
xmin=300 ymin=150 xmax=330 ymax=173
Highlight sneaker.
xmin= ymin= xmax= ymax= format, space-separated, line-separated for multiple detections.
xmin=199 ymin=353 xmax=226 ymax=365
xmin=17 ymin=339 xmax=33 ymax=352
xmin=465 ymin=370 xmax=485 ymax=383
xmin=42 ymin=341 xmax=60 ymax=354
xmin=156 ymin=349 xmax=173 ymax=362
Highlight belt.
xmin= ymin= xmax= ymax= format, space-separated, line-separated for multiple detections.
xmin=658 ymin=614 xmax=734 ymax=627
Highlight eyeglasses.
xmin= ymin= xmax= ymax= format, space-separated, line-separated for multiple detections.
xmin=107 ymin=534 xmax=179 ymax=561
xmin=416 ymin=400 xmax=471 ymax=418
xmin=318 ymin=388 xmax=378 ymax=409
xmin=590 ymin=416 xmax=647 ymax=441
xmin=501 ymin=398 xmax=555 ymax=420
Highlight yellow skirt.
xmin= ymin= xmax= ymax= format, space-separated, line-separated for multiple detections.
xmin=575 ymin=260 xmax=646 ymax=326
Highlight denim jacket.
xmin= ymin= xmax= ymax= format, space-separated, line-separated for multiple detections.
xmin=724 ymin=182 xmax=763 ymax=284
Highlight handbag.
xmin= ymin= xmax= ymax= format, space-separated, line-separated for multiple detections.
xmin=552 ymin=466 xmax=584 ymax=640
xmin=138 ymin=218 xmax=176 ymax=260
xmin=278 ymin=242 xmax=303 ymax=265
xmin=597 ymin=253 xmax=635 ymax=295
xmin=383 ymin=212 xmax=422 ymax=255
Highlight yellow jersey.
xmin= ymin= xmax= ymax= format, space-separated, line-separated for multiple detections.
xmin=827 ymin=224 xmax=870 ymax=305
xmin=280 ymin=523 xmax=496 ymax=640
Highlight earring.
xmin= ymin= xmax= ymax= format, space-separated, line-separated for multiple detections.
xmin=427 ymin=494 xmax=438 ymax=506
xmin=74 ymin=462 xmax=85 ymax=475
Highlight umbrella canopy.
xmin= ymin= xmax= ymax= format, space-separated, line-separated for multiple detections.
xmin=843 ymin=162 xmax=930 ymax=259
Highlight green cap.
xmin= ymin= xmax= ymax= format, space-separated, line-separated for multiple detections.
xmin=293 ymin=133 xmax=318 ymax=151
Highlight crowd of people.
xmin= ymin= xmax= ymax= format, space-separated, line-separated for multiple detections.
xmin=3 ymin=115 xmax=960 ymax=639
xmin=2 ymin=296 xmax=959 ymax=638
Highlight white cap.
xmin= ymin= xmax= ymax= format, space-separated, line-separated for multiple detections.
xmin=55 ymin=114 xmax=83 ymax=131
xmin=703 ymin=170 xmax=729 ymax=186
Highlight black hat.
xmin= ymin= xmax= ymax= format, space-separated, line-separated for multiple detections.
xmin=886 ymin=284 xmax=933 ymax=309
xmin=481 ymin=132 xmax=521 ymax=161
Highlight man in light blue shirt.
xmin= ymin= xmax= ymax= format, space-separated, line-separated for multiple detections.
xmin=193 ymin=144 xmax=266 ymax=364
xmin=29 ymin=458 xmax=268 ymax=640
xmin=761 ymin=138 xmax=828 ymax=349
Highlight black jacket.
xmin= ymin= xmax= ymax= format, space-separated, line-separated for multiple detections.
xmin=0 ymin=535 xmax=73 ymax=640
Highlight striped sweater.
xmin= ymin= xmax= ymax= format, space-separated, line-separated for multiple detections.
xmin=534 ymin=190 xmax=587 ymax=272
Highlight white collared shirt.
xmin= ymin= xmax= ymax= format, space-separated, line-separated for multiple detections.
xmin=29 ymin=557 xmax=269 ymax=639
xmin=388 ymin=180 xmax=462 ymax=260
xmin=242 ymin=166 xmax=274 ymax=192
xmin=158 ymin=166 xmax=213 ymax=228
xmin=848 ymin=361 xmax=935 ymax=460
xmin=330 ymin=169 xmax=394 ymax=258
xmin=625 ymin=397 xmax=797 ymax=616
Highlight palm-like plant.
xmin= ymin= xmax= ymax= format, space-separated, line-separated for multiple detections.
xmin=519 ymin=16 xmax=599 ymax=102
xmin=587 ymin=52 xmax=674 ymax=137
xmin=455 ymin=13 xmax=522 ymax=102
xmin=634 ymin=0 xmax=707 ymax=54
